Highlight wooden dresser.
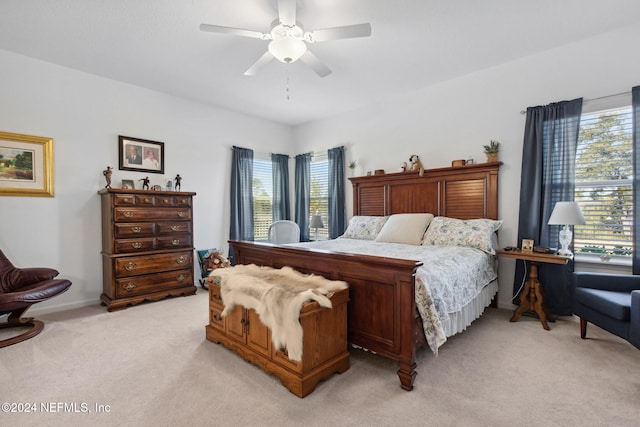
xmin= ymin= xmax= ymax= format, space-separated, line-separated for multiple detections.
xmin=98 ymin=188 xmax=197 ymax=311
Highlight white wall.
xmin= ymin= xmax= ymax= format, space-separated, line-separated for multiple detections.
xmin=0 ymin=49 xmax=293 ymax=312
xmin=293 ymin=22 xmax=640 ymax=309
xmin=3 ymin=21 xmax=639 ymax=314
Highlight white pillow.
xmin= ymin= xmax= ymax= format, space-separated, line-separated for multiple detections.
xmin=375 ymin=213 xmax=434 ymax=245
xmin=342 ymin=216 xmax=389 ymax=240
xmin=422 ymin=216 xmax=503 ymax=254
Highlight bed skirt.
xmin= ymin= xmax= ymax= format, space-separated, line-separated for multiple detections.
xmin=442 ymin=279 xmax=499 ymax=338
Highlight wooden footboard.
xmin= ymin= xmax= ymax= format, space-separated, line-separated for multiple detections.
xmin=229 ymin=239 xmax=423 ymax=391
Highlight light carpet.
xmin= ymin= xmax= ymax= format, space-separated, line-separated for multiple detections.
xmin=1 ymin=288 xmax=638 ymax=427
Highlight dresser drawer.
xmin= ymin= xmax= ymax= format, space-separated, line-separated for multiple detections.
xmin=136 ymin=195 xmax=156 ymax=206
xmin=115 ymin=269 xmax=193 ymax=298
xmin=156 ymin=234 xmax=192 ymax=249
xmin=114 ymin=194 xmax=136 ymax=206
xmin=154 ymin=195 xmax=192 ymax=207
xmin=114 ymin=251 xmax=192 ymax=277
xmin=114 ymin=222 xmax=156 ymax=238
xmin=114 ymin=207 xmax=192 ymax=222
xmin=156 ymin=221 xmax=191 ymax=234
xmin=114 ymin=238 xmax=155 ymax=253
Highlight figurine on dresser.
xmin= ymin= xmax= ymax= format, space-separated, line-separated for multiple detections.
xmin=103 ymin=166 xmax=112 ymax=188
xmin=139 ymin=176 xmax=150 ymax=190
xmin=175 ymin=174 xmax=182 ymax=191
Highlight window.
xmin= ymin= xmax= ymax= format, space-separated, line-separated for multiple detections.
xmin=574 ymin=105 xmax=633 ymax=258
xmin=253 ymin=156 xmax=272 ymax=241
xmin=310 ymin=153 xmax=329 ymax=240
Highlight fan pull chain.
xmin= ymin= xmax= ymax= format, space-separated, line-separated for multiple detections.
xmin=286 ymin=67 xmax=291 ymax=101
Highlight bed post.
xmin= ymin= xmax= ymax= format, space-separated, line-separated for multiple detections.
xmin=396 ymin=273 xmax=417 ymax=390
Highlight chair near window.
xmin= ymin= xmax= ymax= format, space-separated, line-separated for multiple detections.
xmin=573 ymin=272 xmax=639 ymax=349
xmin=268 ymin=220 xmax=300 ymax=244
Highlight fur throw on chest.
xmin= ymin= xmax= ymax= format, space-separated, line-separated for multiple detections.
xmin=212 ymin=264 xmax=348 ymax=361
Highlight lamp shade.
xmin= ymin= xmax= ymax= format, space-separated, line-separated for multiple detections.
xmin=548 ymin=201 xmax=586 ymax=225
xmin=310 ymin=214 xmax=325 ymax=229
xmin=268 ymin=37 xmax=307 ymax=63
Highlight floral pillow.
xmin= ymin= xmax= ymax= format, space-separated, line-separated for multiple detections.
xmin=342 ymin=216 xmax=389 ymax=240
xmin=422 ymin=216 xmax=503 ymax=254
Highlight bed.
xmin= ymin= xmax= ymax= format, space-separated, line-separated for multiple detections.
xmin=229 ymin=162 xmax=502 ymax=391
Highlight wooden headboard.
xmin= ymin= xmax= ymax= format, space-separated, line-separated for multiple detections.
xmin=349 ymin=162 xmax=502 ymax=220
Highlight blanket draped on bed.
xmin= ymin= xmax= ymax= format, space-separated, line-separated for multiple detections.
xmin=212 ymin=264 xmax=348 ymax=361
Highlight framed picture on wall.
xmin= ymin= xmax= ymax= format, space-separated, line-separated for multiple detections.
xmin=118 ymin=135 xmax=164 ymax=174
xmin=0 ymin=131 xmax=54 ymax=197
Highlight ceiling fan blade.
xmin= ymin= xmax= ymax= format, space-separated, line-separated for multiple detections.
xmin=277 ymin=0 xmax=297 ymax=26
xmin=305 ymin=23 xmax=372 ymax=43
xmin=300 ymin=50 xmax=332 ymax=78
xmin=244 ymin=51 xmax=274 ymax=76
xmin=200 ymin=24 xmax=267 ymax=40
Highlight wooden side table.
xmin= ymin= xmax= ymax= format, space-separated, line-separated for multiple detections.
xmin=496 ymin=249 xmax=571 ymax=330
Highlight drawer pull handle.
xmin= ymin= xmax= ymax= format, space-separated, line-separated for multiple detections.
xmin=124 ymin=198 xmax=133 ymax=204
xmin=131 ymin=242 xmax=142 ymax=249
xmin=170 ymin=225 xmax=180 ymax=231
xmin=172 ymin=239 xmax=180 ymax=246
xmin=176 ymin=274 xmax=186 ymax=282
xmin=124 ymin=282 xmax=137 ymax=292
xmin=144 ymin=198 xmax=150 ymax=203
xmin=124 ymin=262 xmax=137 ymax=271
xmin=176 ymin=256 xmax=186 ymax=264
xmin=212 ymin=294 xmax=222 ymax=301
xmin=123 ymin=211 xmax=134 ymax=218
xmin=177 ymin=211 xmax=186 ymax=218
xmin=212 ymin=314 xmax=223 ymax=322
xmin=131 ymin=227 xmax=142 ymax=233
xmin=163 ymin=199 xmax=170 ymax=203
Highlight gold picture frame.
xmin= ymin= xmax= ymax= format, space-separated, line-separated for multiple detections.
xmin=0 ymin=131 xmax=54 ymax=197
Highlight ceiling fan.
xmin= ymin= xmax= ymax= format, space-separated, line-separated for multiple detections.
xmin=200 ymin=0 xmax=371 ymax=77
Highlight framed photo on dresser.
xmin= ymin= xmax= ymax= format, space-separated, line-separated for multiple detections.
xmin=118 ymin=135 xmax=164 ymax=174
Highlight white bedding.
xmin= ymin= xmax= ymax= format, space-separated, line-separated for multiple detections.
xmin=286 ymin=238 xmax=498 ymax=354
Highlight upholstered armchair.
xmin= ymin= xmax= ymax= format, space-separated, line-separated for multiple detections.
xmin=573 ymin=272 xmax=639 ymax=349
xmin=0 ymin=250 xmax=72 ymax=348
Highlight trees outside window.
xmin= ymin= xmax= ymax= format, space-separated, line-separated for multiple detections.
xmin=574 ymin=107 xmax=633 ymax=257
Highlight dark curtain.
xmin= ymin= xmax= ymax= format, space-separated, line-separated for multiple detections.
xmin=229 ymin=146 xmax=254 ymax=264
xmin=295 ymin=153 xmax=311 ymax=242
xmin=328 ymin=146 xmax=347 ymax=239
xmin=514 ymin=98 xmax=583 ymax=316
xmin=633 ymin=86 xmax=640 ymax=274
xmin=271 ymin=153 xmax=290 ymax=221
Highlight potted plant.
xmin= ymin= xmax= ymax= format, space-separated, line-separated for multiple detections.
xmin=348 ymin=160 xmax=357 ymax=175
xmin=483 ymin=140 xmax=501 ymax=163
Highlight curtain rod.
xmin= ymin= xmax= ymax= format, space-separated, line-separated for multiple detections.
xmin=520 ymin=91 xmax=629 ymax=114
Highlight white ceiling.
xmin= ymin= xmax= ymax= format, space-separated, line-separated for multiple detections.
xmin=1 ymin=0 xmax=639 ymax=126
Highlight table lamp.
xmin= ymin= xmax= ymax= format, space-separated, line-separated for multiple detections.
xmin=310 ymin=213 xmax=325 ymax=241
xmin=547 ymin=201 xmax=586 ymax=256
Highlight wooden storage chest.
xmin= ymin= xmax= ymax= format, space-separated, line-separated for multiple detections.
xmin=206 ymin=278 xmax=350 ymax=397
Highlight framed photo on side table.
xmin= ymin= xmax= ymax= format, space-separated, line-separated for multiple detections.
xmin=0 ymin=131 xmax=54 ymax=197
xmin=118 ymin=135 xmax=164 ymax=174
xmin=521 ymin=239 xmax=534 ymax=252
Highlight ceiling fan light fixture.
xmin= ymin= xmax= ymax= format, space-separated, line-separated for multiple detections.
xmin=268 ymin=37 xmax=307 ymax=63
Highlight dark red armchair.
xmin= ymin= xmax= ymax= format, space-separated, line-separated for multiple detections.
xmin=0 ymin=249 xmax=72 ymax=348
